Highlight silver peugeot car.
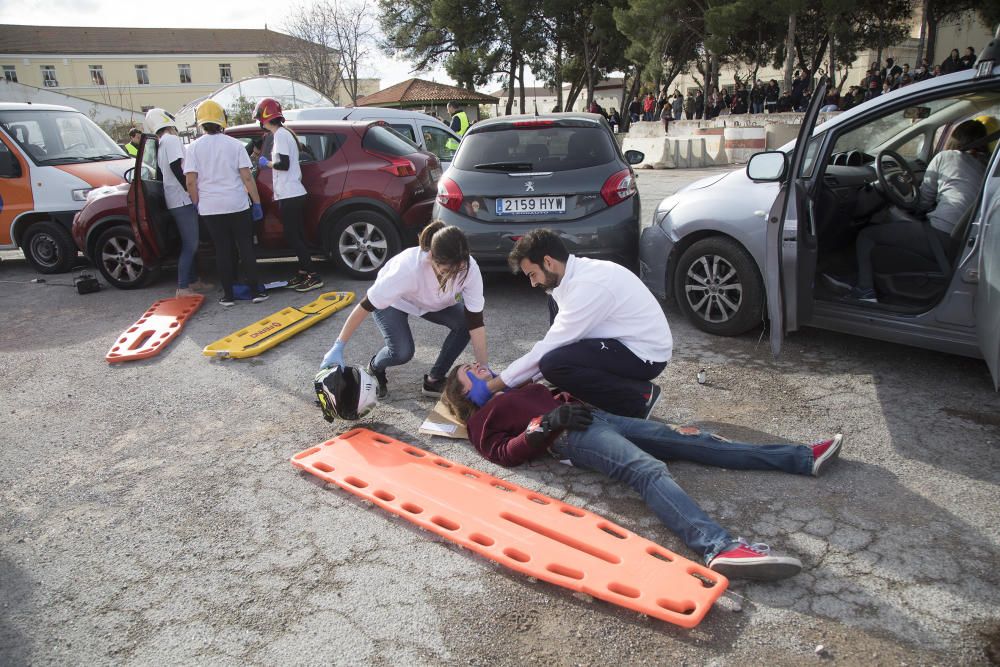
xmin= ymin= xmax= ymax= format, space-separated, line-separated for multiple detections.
xmin=639 ymin=36 xmax=1000 ymax=388
xmin=432 ymin=113 xmax=644 ymax=271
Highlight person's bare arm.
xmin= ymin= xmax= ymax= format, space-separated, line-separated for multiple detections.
xmin=335 ymin=304 xmax=371 ymax=344
xmin=239 ymin=167 xmax=260 ymax=205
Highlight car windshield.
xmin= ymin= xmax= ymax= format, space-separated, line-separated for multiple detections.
xmin=832 ymin=98 xmax=959 ymax=155
xmin=0 ymin=109 xmax=126 ymax=165
xmin=454 ymin=125 xmax=617 ymax=172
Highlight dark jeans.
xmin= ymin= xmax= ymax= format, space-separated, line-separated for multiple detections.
xmin=278 ymin=194 xmax=314 ymax=273
xmin=539 ymin=339 xmax=667 ymax=417
xmin=550 ymin=411 xmax=814 ymax=562
xmin=371 ymin=303 xmax=470 ymax=380
xmin=204 ymin=208 xmax=259 ymax=299
xmin=856 ymin=220 xmax=950 ymax=289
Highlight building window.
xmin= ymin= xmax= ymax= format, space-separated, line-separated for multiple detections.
xmin=3 ymin=65 xmax=16 ymax=82
xmin=258 ymin=62 xmax=269 ymax=76
xmin=135 ymin=65 xmax=149 ymax=85
xmin=178 ymin=64 xmax=191 ymax=84
xmin=89 ymin=65 xmax=106 ymax=86
xmin=219 ymin=63 xmax=232 ymax=83
xmin=41 ymin=65 xmax=57 ymax=87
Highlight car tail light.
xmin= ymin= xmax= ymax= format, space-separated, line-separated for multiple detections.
xmin=601 ymin=168 xmax=636 ymax=206
xmin=512 ymin=120 xmax=555 ymax=128
xmin=376 ymin=155 xmax=417 ymax=177
xmin=437 ymin=175 xmax=463 ymax=211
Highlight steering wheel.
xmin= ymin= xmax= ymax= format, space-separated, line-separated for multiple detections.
xmin=875 ymin=149 xmax=919 ymax=210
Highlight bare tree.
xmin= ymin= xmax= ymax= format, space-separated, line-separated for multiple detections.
xmin=270 ymin=3 xmax=344 ymax=102
xmin=332 ymin=0 xmax=378 ymax=104
xmin=272 ymin=1 xmax=377 ymax=106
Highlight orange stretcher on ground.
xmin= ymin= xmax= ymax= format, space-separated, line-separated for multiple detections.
xmin=291 ymin=428 xmax=728 ymax=628
xmin=202 ymin=291 xmax=354 ymax=359
xmin=106 ymin=294 xmax=204 ymax=363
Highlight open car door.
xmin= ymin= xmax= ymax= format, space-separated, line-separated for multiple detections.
xmin=977 ymin=175 xmax=1000 ymax=389
xmin=127 ymin=134 xmax=164 ymax=261
xmin=764 ymin=77 xmax=828 ymax=357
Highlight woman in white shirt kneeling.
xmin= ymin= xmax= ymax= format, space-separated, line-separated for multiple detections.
xmin=320 ymin=221 xmax=490 ymax=399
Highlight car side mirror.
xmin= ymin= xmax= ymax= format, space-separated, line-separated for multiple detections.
xmin=624 ymin=149 xmax=645 ymax=165
xmin=746 ymin=151 xmax=787 ymax=181
xmin=0 ymin=150 xmax=21 ymax=178
xmin=123 ymin=167 xmax=135 ymax=183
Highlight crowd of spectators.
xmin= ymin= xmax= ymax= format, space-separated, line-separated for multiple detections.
xmin=614 ymin=46 xmax=979 ymax=129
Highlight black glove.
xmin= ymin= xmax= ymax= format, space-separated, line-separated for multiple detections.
xmin=525 ymin=404 xmax=593 ymax=447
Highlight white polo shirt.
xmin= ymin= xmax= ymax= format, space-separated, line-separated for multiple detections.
xmin=271 ymin=126 xmax=307 ymax=201
xmin=366 ymin=247 xmax=485 ymax=316
xmin=500 ymin=255 xmax=672 ymax=387
xmin=183 ymin=133 xmax=253 ymax=216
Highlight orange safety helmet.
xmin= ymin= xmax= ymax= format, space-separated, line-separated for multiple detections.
xmin=253 ymin=97 xmax=285 ymax=126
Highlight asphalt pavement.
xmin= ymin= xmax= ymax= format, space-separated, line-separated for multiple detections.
xmin=1 ymin=166 xmax=999 ymax=665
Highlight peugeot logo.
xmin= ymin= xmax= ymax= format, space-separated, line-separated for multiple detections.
xmin=524 ymin=181 xmax=535 ymax=192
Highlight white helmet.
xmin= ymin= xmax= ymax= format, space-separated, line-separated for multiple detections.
xmin=143 ymin=108 xmax=177 ymax=135
xmin=314 ymin=365 xmax=378 ymax=422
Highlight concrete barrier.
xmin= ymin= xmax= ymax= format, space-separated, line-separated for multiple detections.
xmin=722 ymin=127 xmax=767 ymax=164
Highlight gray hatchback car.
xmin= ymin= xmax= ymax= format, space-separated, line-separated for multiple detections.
xmin=640 ymin=37 xmax=1000 ymax=388
xmin=432 ymin=113 xmax=644 ymax=271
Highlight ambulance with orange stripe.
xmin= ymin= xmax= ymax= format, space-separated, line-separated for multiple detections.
xmin=0 ymin=103 xmax=132 ymax=273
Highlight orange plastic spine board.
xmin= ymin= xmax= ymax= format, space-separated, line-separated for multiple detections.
xmin=292 ymin=428 xmax=728 ymax=628
xmin=106 ymin=295 xmax=204 ymax=363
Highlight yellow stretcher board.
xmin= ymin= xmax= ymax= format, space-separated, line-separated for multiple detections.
xmin=202 ymin=291 xmax=355 ymax=359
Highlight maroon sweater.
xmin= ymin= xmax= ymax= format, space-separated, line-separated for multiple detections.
xmin=467 ymin=383 xmax=576 ymax=467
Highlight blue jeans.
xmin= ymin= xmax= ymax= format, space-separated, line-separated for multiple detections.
xmin=371 ymin=303 xmax=470 ymax=379
xmin=170 ymin=203 xmax=199 ymax=288
xmin=549 ymin=411 xmax=814 ymax=562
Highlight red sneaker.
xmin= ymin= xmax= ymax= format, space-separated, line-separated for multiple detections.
xmin=709 ymin=540 xmax=802 ymax=581
xmin=811 ymin=434 xmax=843 ymax=476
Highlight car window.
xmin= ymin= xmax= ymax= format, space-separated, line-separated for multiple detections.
xmin=0 ymin=109 xmax=123 ymax=164
xmin=296 ymin=133 xmax=342 ymax=162
xmin=421 ymin=125 xmax=457 ymax=162
xmin=140 ymin=137 xmax=159 ymax=182
xmin=363 ymin=125 xmax=419 ymax=156
xmin=389 ymin=124 xmax=416 ymax=143
xmin=453 ymin=125 xmax=617 ymax=171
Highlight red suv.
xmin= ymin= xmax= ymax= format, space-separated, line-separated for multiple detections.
xmin=72 ymin=120 xmax=440 ymax=288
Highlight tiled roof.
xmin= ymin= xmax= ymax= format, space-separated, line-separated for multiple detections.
xmin=0 ymin=24 xmax=318 ymax=55
xmin=357 ymin=78 xmax=498 ymax=107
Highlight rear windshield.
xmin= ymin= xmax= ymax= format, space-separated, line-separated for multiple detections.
xmin=454 ymin=125 xmax=617 ymax=171
xmin=363 ymin=125 xmax=419 ymax=156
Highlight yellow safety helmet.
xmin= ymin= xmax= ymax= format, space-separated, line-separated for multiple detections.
xmin=974 ymin=115 xmax=998 ymax=154
xmin=195 ymin=99 xmax=227 ymax=130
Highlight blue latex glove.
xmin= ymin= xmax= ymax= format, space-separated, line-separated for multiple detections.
xmin=321 ymin=340 xmax=346 ymax=369
xmin=467 ymin=371 xmax=494 ymax=407
xmin=258 ymin=156 xmax=270 ymax=169
xmin=251 ymin=203 xmax=263 ymax=221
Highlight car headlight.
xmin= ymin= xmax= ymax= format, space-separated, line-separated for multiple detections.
xmin=651 ymin=196 xmax=679 ymax=228
xmin=72 ymin=188 xmax=94 ymax=202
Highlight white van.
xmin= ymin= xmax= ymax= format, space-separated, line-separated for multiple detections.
xmin=0 ymin=103 xmax=132 ymax=272
xmin=284 ymin=106 xmax=461 ymax=169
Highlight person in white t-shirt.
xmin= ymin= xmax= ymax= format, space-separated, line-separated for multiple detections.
xmin=183 ymin=100 xmax=267 ymax=307
xmin=143 ymin=108 xmax=211 ymax=297
xmin=468 ymin=229 xmax=672 ymax=419
xmin=254 ymin=97 xmax=323 ymax=293
xmin=320 ymin=221 xmax=490 ymax=399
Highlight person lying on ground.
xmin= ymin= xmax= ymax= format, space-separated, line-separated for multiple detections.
xmin=443 ymin=362 xmax=845 ymax=581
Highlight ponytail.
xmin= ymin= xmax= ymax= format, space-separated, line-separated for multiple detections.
xmin=419 ymin=220 xmax=447 ymax=251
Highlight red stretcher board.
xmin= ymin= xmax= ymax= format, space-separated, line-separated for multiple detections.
xmin=106 ymin=294 xmax=204 ymax=363
xmin=291 ymin=428 xmax=728 ymax=628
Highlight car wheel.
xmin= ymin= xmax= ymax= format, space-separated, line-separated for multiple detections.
xmin=327 ymin=211 xmax=401 ymax=280
xmin=95 ymin=225 xmax=155 ymax=289
xmin=21 ymin=221 xmax=77 ymax=274
xmin=673 ymin=237 xmax=763 ymax=336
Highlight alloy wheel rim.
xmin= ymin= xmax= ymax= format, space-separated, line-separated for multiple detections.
xmin=684 ymin=254 xmax=743 ymax=324
xmin=100 ymin=235 xmax=144 ymax=283
xmin=339 ymin=222 xmax=388 ymax=273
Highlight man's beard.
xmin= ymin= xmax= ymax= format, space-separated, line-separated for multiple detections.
xmin=539 ymin=268 xmax=560 ymax=292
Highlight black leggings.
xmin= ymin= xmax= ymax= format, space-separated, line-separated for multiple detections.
xmin=279 ymin=194 xmax=314 ymax=273
xmin=204 ymin=208 xmax=259 ymax=298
